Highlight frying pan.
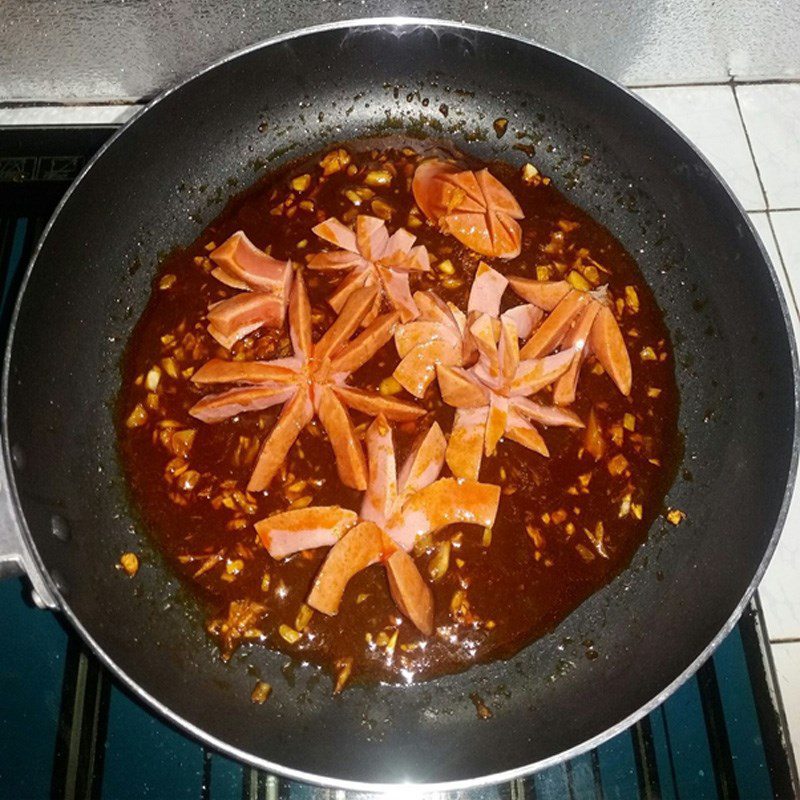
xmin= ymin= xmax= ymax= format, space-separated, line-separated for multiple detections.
xmin=0 ymin=19 xmax=796 ymax=792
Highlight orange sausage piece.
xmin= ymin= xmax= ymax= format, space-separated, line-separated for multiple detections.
xmin=191 ymin=358 xmax=297 ymax=385
xmin=247 ymin=390 xmax=313 ymax=492
xmin=520 ymin=290 xmax=589 ymax=359
xmin=589 ymin=305 xmax=632 ymax=396
xmin=316 ymin=388 xmax=368 ymax=491
xmin=385 ymin=550 xmax=434 ymax=635
xmin=553 ymin=301 xmax=601 ymax=406
xmin=508 ymin=277 xmax=571 ymax=311
xmin=307 ymin=522 xmax=395 ymax=616
xmin=289 ymin=270 xmax=313 ymax=358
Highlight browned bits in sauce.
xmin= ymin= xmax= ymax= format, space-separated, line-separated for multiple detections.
xmin=250 ymin=680 xmax=272 ymax=704
xmin=117 ymin=138 xmax=678 ymax=686
xmin=470 ymin=692 xmax=493 ymax=720
xmin=334 ymin=656 xmax=354 ymax=694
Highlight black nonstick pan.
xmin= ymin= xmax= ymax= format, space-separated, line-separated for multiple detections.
xmin=1 ymin=19 xmax=796 ymax=792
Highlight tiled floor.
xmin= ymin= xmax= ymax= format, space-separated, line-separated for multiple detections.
xmin=637 ymin=82 xmax=800 ymax=773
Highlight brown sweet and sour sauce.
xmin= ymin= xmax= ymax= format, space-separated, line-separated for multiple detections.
xmin=117 ymin=140 xmax=678 ymax=688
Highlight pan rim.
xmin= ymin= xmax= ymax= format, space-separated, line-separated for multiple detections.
xmin=3 ymin=15 xmax=799 ymax=792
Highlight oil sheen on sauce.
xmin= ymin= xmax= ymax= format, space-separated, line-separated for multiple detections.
xmin=117 ymin=139 xmax=679 ymax=686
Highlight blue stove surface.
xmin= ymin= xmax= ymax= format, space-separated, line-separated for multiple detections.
xmin=0 ymin=127 xmax=795 ymax=800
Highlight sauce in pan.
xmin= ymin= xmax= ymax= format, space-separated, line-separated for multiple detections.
xmin=117 ymin=140 xmax=678 ymax=689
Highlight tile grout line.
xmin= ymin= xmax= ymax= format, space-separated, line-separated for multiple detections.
xmin=0 ymin=77 xmax=794 ymax=116
xmin=732 ymin=85 xmax=800 ymax=326
xmin=2 ymin=77 xmax=797 ymax=107
xmin=627 ymin=77 xmax=800 ymax=90
xmin=732 ymin=83 xmax=800 ymax=653
xmin=756 ymin=219 xmax=800 ymax=335
xmin=731 ymin=84 xmax=771 ymax=209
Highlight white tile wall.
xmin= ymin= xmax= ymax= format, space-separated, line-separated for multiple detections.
xmin=772 ymin=210 xmax=800 ymax=268
xmin=637 ymin=86 xmax=800 ymax=773
xmin=749 ymin=212 xmax=781 ymax=267
xmin=761 ymin=451 xmax=800 ymax=642
xmin=635 ymin=86 xmax=765 ymax=211
xmin=737 ymin=85 xmax=800 ymax=210
xmin=760 ymin=211 xmax=800 ymax=644
xmin=745 ymin=215 xmax=800 ymax=646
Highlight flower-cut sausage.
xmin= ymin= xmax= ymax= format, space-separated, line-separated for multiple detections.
xmin=308 ymin=215 xmax=430 ymax=324
xmin=509 ymin=278 xmax=633 ymax=398
xmin=393 ymin=291 xmax=467 ymax=398
xmin=255 ymin=415 xmax=500 ymax=633
xmin=206 ymin=231 xmax=293 ymax=348
xmin=189 ymin=272 xmax=423 ymax=492
xmin=416 ymin=264 xmax=584 ymax=479
xmin=392 ymin=262 xmax=542 ymax=399
xmin=412 ymin=159 xmax=524 ymax=259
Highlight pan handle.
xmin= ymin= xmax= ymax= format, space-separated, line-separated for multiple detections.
xmin=0 ymin=449 xmax=59 ymax=610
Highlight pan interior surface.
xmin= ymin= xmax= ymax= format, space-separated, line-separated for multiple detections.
xmin=4 ymin=22 xmax=796 ymax=789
